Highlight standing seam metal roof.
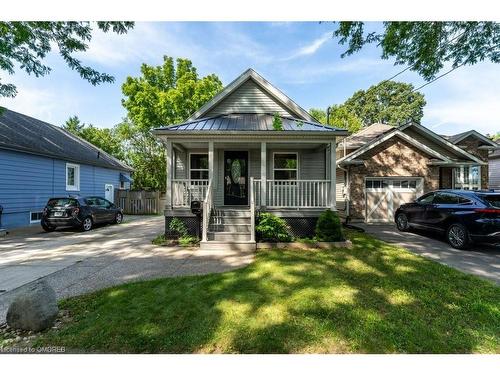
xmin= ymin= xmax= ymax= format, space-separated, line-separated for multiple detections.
xmin=154 ymin=113 xmax=346 ymax=133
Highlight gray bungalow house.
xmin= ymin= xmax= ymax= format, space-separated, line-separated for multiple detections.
xmin=153 ymin=69 xmax=348 ymax=249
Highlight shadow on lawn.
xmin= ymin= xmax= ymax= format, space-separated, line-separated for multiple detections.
xmin=39 ymin=231 xmax=500 ymax=354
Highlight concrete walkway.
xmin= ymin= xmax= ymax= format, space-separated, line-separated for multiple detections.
xmin=0 ymin=216 xmax=254 ymax=323
xmin=358 ymin=224 xmax=500 ymax=285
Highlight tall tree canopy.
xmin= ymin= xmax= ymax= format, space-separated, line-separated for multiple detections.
xmin=310 ymin=80 xmax=425 ymax=134
xmin=333 ymin=22 xmax=500 ymax=80
xmin=309 ymin=106 xmax=362 ymax=134
xmin=120 ymin=56 xmax=223 ymax=190
xmin=342 ymin=81 xmax=425 ymax=126
xmin=63 ymin=116 xmax=124 ymax=161
xmin=0 ymin=22 xmax=134 ymax=98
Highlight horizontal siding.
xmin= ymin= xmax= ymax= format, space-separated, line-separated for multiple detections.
xmin=0 ymin=149 xmax=127 ymax=229
xmin=205 ymin=79 xmax=292 ymax=118
xmin=489 ymin=158 xmax=500 ymax=189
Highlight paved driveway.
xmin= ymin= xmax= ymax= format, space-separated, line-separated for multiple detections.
xmin=359 ymin=224 xmax=500 ymax=285
xmin=0 ymin=215 xmax=254 ymax=323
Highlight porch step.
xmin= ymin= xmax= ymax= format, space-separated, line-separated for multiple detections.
xmin=207 ymin=232 xmax=252 ymax=242
xmin=210 ymin=216 xmax=251 ymax=225
xmin=200 ymin=241 xmax=256 ymax=251
xmin=212 ymin=209 xmax=251 ymax=218
xmin=209 ymin=223 xmax=251 ymax=232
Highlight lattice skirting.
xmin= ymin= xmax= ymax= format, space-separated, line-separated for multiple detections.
xmin=281 ymin=217 xmax=318 ymax=238
xmin=164 ymin=215 xmax=201 ymax=238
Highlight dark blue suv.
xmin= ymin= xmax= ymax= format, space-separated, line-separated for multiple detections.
xmin=395 ymin=190 xmax=500 ymax=249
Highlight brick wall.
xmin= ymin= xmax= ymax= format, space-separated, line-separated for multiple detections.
xmin=347 ymin=136 xmax=439 ymax=221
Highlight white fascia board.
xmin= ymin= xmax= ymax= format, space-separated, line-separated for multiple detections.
xmin=336 ymin=129 xmax=450 ymax=165
xmin=399 ymin=123 xmax=485 ymax=164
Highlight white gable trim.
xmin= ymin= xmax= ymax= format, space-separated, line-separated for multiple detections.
xmin=448 ymin=130 xmax=499 ymax=147
xmin=337 ymin=129 xmax=451 ymax=165
xmin=399 ymin=123 xmax=485 ymax=164
xmin=186 ymin=69 xmax=315 ymax=122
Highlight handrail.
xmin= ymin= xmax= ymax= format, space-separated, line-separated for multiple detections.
xmin=250 ymin=177 xmax=255 ymax=242
xmin=202 ymin=179 xmax=213 ymax=242
xmin=172 ymin=179 xmax=209 ymax=207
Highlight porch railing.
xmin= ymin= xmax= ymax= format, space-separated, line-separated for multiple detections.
xmin=202 ymin=179 xmax=213 ymax=242
xmin=250 ymin=177 xmax=255 ymax=242
xmin=172 ymin=179 xmax=209 ymax=207
xmin=253 ymin=179 xmax=330 ymax=208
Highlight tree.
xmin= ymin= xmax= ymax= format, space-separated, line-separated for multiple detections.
xmin=309 ymin=106 xmax=362 ymax=134
xmin=63 ymin=116 xmax=124 ymax=160
xmin=328 ymin=104 xmax=363 ymax=133
xmin=343 ymin=81 xmax=426 ymax=126
xmin=0 ymin=22 xmax=134 ymax=98
xmin=120 ymin=56 xmax=223 ymax=190
xmin=309 ymin=108 xmax=327 ymax=124
xmin=488 ymin=132 xmax=500 ymax=142
xmin=333 ymin=22 xmax=500 ymax=81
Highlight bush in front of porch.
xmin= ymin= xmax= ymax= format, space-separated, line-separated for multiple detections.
xmin=315 ymin=209 xmax=344 ymax=242
xmin=255 ymin=213 xmax=293 ymax=242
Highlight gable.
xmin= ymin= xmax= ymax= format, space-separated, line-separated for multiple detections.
xmin=205 ymin=79 xmax=293 ymax=118
xmin=402 ymin=127 xmax=462 ymax=160
xmin=187 ymin=69 xmax=315 ymax=122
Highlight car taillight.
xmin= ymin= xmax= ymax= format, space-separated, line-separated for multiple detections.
xmin=72 ymin=207 xmax=80 ymax=217
xmin=475 ymin=208 xmax=500 ymax=214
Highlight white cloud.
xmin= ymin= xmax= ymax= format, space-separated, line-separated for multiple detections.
xmin=282 ymin=32 xmax=332 ymax=61
xmin=0 ymin=83 xmax=79 ymax=125
xmin=75 ymin=22 xmax=208 ymax=67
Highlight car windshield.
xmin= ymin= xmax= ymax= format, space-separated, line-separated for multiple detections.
xmin=47 ymin=198 xmax=79 ymax=208
xmin=479 ymin=194 xmax=500 ymax=209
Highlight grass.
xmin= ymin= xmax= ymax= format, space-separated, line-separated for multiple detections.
xmin=33 ymin=230 xmax=499 ymax=353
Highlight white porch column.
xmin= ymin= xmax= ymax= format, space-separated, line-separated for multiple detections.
xmin=330 ymin=140 xmax=336 ymax=209
xmin=261 ymin=142 xmax=267 ymax=207
xmin=166 ymin=139 xmax=173 ymax=209
xmin=208 ymin=141 xmax=214 ymax=183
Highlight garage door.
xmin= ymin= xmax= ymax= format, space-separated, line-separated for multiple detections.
xmin=365 ymin=178 xmax=423 ymax=223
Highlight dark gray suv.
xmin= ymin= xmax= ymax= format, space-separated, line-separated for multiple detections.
xmin=41 ymin=196 xmax=123 ymax=232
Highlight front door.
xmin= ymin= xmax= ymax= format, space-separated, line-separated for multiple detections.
xmin=224 ymin=151 xmax=248 ymax=205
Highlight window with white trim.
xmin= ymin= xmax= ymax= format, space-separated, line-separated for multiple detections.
xmin=30 ymin=211 xmax=43 ymax=223
xmin=189 ymin=154 xmax=209 ymax=180
xmin=66 ymin=163 xmax=80 ymax=191
xmin=453 ymin=165 xmax=480 ymax=190
xmin=273 ymin=153 xmax=298 ymax=180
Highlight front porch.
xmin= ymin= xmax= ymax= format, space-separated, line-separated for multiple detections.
xmin=164 ymin=139 xmax=338 ymax=245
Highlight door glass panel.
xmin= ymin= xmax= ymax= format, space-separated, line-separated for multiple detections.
xmin=417 ymin=193 xmax=434 ymax=204
xmin=224 ymin=152 xmax=248 ymax=205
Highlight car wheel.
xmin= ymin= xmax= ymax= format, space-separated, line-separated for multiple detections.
xmin=396 ymin=213 xmax=410 ymax=231
xmin=446 ymin=223 xmax=469 ymax=249
xmin=41 ymin=220 xmax=56 ymax=232
xmin=115 ymin=212 xmax=123 ymax=224
xmin=82 ymin=217 xmax=93 ymax=232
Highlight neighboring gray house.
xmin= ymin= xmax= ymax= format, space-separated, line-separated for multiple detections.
xmin=0 ymin=108 xmax=133 ymax=229
xmin=489 ymin=140 xmax=500 ymax=190
xmin=153 ymin=69 xmax=348 ymax=249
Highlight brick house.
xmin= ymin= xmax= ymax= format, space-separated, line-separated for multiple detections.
xmin=336 ymin=125 xmax=499 ymax=222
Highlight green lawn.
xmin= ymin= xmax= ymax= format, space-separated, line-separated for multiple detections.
xmin=34 ymin=231 xmax=499 ymax=353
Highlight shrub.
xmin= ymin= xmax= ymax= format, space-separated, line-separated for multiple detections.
xmin=179 ymin=236 xmax=199 ymax=246
xmin=256 ymin=213 xmax=292 ymax=242
xmin=315 ymin=209 xmax=344 ymax=242
xmin=152 ymin=234 xmax=167 ymax=245
xmin=169 ymin=217 xmax=188 ymax=238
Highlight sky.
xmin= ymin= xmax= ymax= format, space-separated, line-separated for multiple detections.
xmin=1 ymin=21 xmax=499 ymax=136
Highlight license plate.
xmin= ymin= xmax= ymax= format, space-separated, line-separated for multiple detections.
xmin=54 ymin=211 xmax=63 ymax=217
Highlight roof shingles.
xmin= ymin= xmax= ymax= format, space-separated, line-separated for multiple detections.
xmin=0 ymin=108 xmax=132 ymax=171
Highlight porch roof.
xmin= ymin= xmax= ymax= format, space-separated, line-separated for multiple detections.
xmin=154 ymin=113 xmax=348 ymax=135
